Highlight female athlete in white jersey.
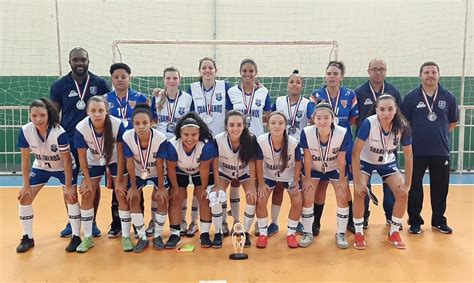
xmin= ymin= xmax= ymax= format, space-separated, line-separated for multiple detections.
xmin=300 ymin=103 xmax=352 ymax=248
xmin=166 ymin=113 xmax=219 ymax=249
xmin=214 ymin=110 xmax=258 ymax=248
xmin=255 ymin=111 xmax=302 ymax=249
xmin=121 ymin=104 xmax=169 ymax=253
xmin=74 ymin=95 xmax=126 ymax=253
xmin=16 ymin=98 xmax=77 ymax=253
xmin=352 ymin=94 xmax=413 ymax=249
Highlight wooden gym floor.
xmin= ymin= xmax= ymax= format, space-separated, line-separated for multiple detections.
xmin=0 ymin=185 xmax=472 ymax=282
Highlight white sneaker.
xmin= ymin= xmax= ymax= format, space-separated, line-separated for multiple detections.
xmin=335 ymin=233 xmax=349 ymax=249
xmin=298 ymin=233 xmax=314 ymax=248
xmin=186 ymin=222 xmax=199 ymax=237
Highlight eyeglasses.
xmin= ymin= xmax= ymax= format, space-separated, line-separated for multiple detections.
xmin=369 ymin=67 xmax=387 ymax=73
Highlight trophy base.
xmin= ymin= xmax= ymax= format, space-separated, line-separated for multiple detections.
xmin=229 ymin=253 xmax=248 ymax=260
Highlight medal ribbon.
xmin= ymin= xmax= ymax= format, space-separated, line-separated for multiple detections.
xmin=315 ymin=128 xmax=333 ymax=169
xmin=74 ymin=75 xmax=90 ymax=104
xmin=421 ymin=87 xmax=438 ymax=115
xmin=241 ymin=84 xmax=256 ymax=116
xmin=135 ymin=129 xmax=153 ymax=173
xmin=166 ymin=90 xmax=181 ymax=123
xmin=115 ymin=90 xmax=129 ymax=120
xmin=369 ymin=82 xmax=385 ymax=102
xmin=325 ymin=88 xmax=340 ymax=115
xmin=201 ymin=81 xmax=216 ymax=116
xmin=286 ymin=95 xmax=302 ymax=128
xmin=88 ymin=119 xmax=104 ymax=158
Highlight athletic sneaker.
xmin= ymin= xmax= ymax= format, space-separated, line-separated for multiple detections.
xmin=408 ymin=225 xmax=423 ymax=234
xmin=267 ymin=223 xmax=279 ymax=237
xmin=153 ymin=236 xmax=165 ymax=251
xmin=335 ymin=233 xmax=349 ymax=249
xmin=107 ymin=223 xmax=122 ymax=238
xmin=287 ymin=234 xmax=298 ymax=248
xmin=180 ymin=221 xmax=187 ymax=236
xmin=145 ymin=219 xmax=155 ymax=237
xmin=432 ymin=224 xmax=453 ymax=234
xmin=312 ymin=223 xmax=320 ymax=236
xmin=122 ymin=237 xmax=134 ymax=252
xmin=299 ymin=233 xmax=314 ymax=248
xmin=200 ymin=233 xmax=212 ymax=248
xmin=353 ymin=233 xmax=366 ymax=250
xmin=222 ymin=222 xmax=230 ymax=237
xmin=388 ymin=231 xmax=406 ymax=249
xmin=76 ymin=236 xmax=94 ymax=253
xmin=65 ymin=235 xmax=82 ymax=253
xmin=59 ymin=222 xmax=72 ymax=238
xmin=133 ymin=238 xmax=149 ymax=253
xmin=92 ymin=221 xmax=102 ymax=237
xmin=186 ymin=222 xmax=199 ymax=237
xmin=16 ymin=235 xmax=34 ymax=253
xmin=212 ymin=233 xmax=223 ymax=249
xmin=165 ymin=234 xmax=181 ymax=249
xmin=256 ymin=235 xmax=268 ymax=248
xmin=244 ymin=232 xmax=251 ymax=248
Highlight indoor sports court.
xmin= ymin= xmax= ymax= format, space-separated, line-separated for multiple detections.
xmin=0 ymin=0 xmax=472 ymax=282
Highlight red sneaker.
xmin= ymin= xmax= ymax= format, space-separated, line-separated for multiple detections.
xmin=388 ymin=231 xmax=406 ymax=249
xmin=256 ymin=235 xmax=268 ymax=248
xmin=287 ymin=234 xmax=298 ymax=249
xmin=353 ymin=232 xmax=366 ymax=250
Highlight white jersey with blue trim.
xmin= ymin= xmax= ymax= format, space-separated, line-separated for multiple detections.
xmin=75 ymin=115 xmax=123 ymax=165
xmin=302 ymin=125 xmax=347 ymax=172
xmin=190 ymin=80 xmax=227 ymax=136
xmin=227 ymin=85 xmax=271 ymax=136
xmin=257 ymin=133 xmax=299 ymax=182
xmin=359 ymin=115 xmax=405 ymax=165
xmin=122 ymin=128 xmax=168 ymax=178
xmin=168 ymin=137 xmax=207 ymax=175
xmin=215 ymin=132 xmax=250 ymax=178
xmin=152 ymin=91 xmax=194 ymax=140
xmin=274 ymin=96 xmax=312 ymax=141
xmin=19 ymin=123 xmax=75 ymax=172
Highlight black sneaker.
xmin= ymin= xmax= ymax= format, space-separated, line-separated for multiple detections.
xmin=164 ymin=234 xmax=181 ymax=249
xmin=16 ymin=235 xmax=34 ymax=253
xmin=244 ymin=232 xmax=251 ymax=248
xmin=107 ymin=223 xmax=122 ymax=238
xmin=65 ymin=236 xmax=82 ymax=253
xmin=200 ymin=233 xmax=212 ymax=248
xmin=153 ymin=236 xmax=164 ymax=251
xmin=212 ymin=233 xmax=223 ymax=249
xmin=133 ymin=238 xmax=149 ymax=253
xmin=312 ymin=224 xmax=320 ymax=236
xmin=409 ymin=224 xmax=423 ymax=234
xmin=432 ymin=224 xmax=453 ymax=234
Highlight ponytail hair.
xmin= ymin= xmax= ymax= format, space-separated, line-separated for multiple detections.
xmin=224 ymin=110 xmax=256 ymax=164
xmin=87 ymin=95 xmax=114 ymax=165
xmin=29 ymin=98 xmax=60 ymax=128
xmin=288 ymin=69 xmax=304 ymax=87
xmin=174 ymin=112 xmax=213 ymax=142
xmin=268 ymin=111 xmax=289 ymax=173
xmin=371 ymin=94 xmax=410 ymax=137
xmin=157 ymin=66 xmax=180 ymax=111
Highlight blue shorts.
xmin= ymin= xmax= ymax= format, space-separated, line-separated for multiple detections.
xmin=219 ymin=172 xmax=250 ymax=183
xmin=360 ymin=160 xmax=400 ymax=180
xmin=89 ymin=163 xmax=118 ymax=179
xmin=177 ymin=172 xmax=215 ymax=188
xmin=29 ymin=168 xmax=78 ymax=187
xmin=304 ymin=169 xmax=340 ymax=181
xmin=264 ymin=178 xmax=301 ymax=191
xmin=136 ymin=176 xmax=169 ymax=190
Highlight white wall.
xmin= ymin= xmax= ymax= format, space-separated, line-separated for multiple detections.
xmin=0 ymin=0 xmax=472 ymax=77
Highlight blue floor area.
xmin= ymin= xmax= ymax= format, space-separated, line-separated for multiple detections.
xmin=0 ymin=173 xmax=473 ymax=187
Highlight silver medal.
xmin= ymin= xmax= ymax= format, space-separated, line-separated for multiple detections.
xmin=427 ymin=112 xmax=437 ymax=122
xmin=203 ymin=115 xmax=213 ymax=124
xmin=245 ymin=114 xmax=251 ymax=124
xmin=166 ymin=122 xmax=176 ymax=133
xmin=76 ymin=100 xmax=86 ymax=110
xmin=140 ymin=170 xmax=149 ymax=180
xmin=122 ymin=119 xmax=129 ymax=128
xmin=289 ymin=126 xmax=297 ymax=135
xmin=99 ymin=156 xmax=106 ymax=166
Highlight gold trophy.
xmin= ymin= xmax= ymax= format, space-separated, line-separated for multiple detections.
xmin=229 ymin=223 xmax=248 ymax=260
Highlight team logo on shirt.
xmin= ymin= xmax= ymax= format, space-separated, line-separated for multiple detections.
xmin=50 ymin=144 xmax=58 ymax=153
xmin=68 ymin=90 xmax=78 ymax=97
xmin=340 ymin=100 xmax=348 ymax=108
xmin=296 ymin=110 xmax=303 ymax=118
xmin=89 ymin=86 xmax=97 ymax=95
xmin=107 ymin=102 xmax=114 ymax=109
xmin=364 ymin=98 xmax=373 ymax=105
xmin=178 ymin=107 xmax=186 ymax=115
xmin=438 ymin=100 xmax=446 ymax=109
xmin=255 ymin=99 xmax=262 ymax=107
xmin=416 ymin=102 xmax=426 ymax=108
xmin=216 ymin=92 xmax=222 ymax=101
